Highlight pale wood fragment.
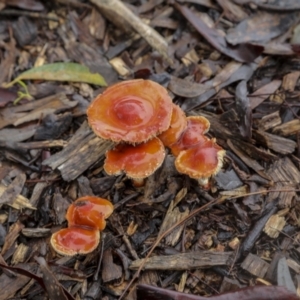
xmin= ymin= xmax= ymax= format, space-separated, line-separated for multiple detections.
xmin=273 ymin=119 xmax=300 ymax=136
xmin=264 ymin=214 xmax=286 ymax=238
xmin=109 ymin=57 xmax=131 ymax=77
xmin=257 ymin=111 xmax=281 ymax=131
xmin=219 ymin=185 xmax=248 ymax=199
xmin=11 ymin=243 xmax=29 ymax=265
xmin=282 ymin=71 xmax=300 ymax=91
xmin=130 ymin=251 xmax=233 ymax=271
xmin=241 ymin=253 xmax=269 ymax=278
xmin=21 ymin=228 xmax=51 ymax=238
xmin=158 ymin=188 xmax=189 ymax=246
xmin=177 ymin=271 xmax=188 ymax=292
xmin=228 ymin=237 xmax=240 ymax=250
xmin=0 ymin=184 xmax=36 ymax=210
xmin=265 ymin=157 xmax=300 ymax=207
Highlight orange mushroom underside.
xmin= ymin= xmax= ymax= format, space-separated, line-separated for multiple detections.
xmin=87 ymin=79 xmax=173 ymax=143
xmin=104 ymin=137 xmax=165 ymax=179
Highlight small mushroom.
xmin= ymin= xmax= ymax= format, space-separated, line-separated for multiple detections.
xmin=66 ymin=196 xmax=114 ymax=231
xmin=104 ymin=137 xmax=165 ymax=186
xmin=158 ymin=104 xmax=187 ymax=147
xmin=175 ymin=139 xmax=225 ymax=186
xmin=87 ymin=79 xmax=173 ymax=143
xmin=51 ymin=196 xmax=114 ymax=256
xmin=169 ymin=116 xmax=210 ymax=156
xmin=50 ymin=227 xmax=100 ymax=256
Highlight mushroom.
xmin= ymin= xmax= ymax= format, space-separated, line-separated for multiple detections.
xmin=169 ymin=116 xmax=210 ymax=156
xmin=87 ymin=79 xmax=173 ymax=144
xmin=175 ymin=139 xmax=225 ymax=186
xmin=50 ymin=227 xmax=100 ymax=256
xmin=50 ymin=196 xmax=114 ymax=256
xmin=104 ymin=137 xmax=165 ymax=187
xmin=66 ymin=196 xmax=114 ymax=231
xmin=158 ymin=104 xmax=187 ymax=147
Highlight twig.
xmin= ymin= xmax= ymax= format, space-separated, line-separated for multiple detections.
xmin=228 ymin=244 xmax=239 ymax=275
xmin=0 ymin=9 xmax=59 ymax=21
xmin=227 ymin=189 xmax=300 ymax=200
xmin=89 ymin=0 xmax=173 ymax=65
xmin=93 ymin=233 xmax=104 ymax=282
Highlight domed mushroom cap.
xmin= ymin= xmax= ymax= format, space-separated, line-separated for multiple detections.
xmin=158 ymin=104 xmax=187 ymax=147
xmin=169 ymin=116 xmax=210 ymax=156
xmin=66 ymin=196 xmax=114 ymax=231
xmin=104 ymin=137 xmax=165 ymax=180
xmin=87 ymin=79 xmax=173 ymax=143
xmin=50 ymin=227 xmax=100 ymax=256
xmin=175 ymin=139 xmax=225 ymax=185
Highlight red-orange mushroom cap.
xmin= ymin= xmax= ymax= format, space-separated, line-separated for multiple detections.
xmin=175 ymin=139 xmax=225 ymax=186
xmin=104 ymin=137 xmax=165 ymax=185
xmin=87 ymin=79 xmax=173 ymax=144
xmin=50 ymin=227 xmax=100 ymax=256
xmin=66 ymin=196 xmax=114 ymax=231
xmin=158 ymin=104 xmax=187 ymax=147
xmin=169 ymin=116 xmax=210 ymax=156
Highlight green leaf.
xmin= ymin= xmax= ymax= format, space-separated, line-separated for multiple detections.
xmin=5 ymin=62 xmax=107 ymax=87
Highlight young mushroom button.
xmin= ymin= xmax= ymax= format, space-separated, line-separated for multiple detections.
xmin=87 ymin=79 xmax=173 ymax=144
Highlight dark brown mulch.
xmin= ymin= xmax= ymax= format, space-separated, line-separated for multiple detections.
xmin=0 ymin=0 xmax=300 ymax=299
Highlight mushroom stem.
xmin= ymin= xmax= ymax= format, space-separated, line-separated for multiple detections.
xmin=131 ymin=178 xmax=145 ymax=187
xmin=197 ymin=177 xmax=209 ymax=187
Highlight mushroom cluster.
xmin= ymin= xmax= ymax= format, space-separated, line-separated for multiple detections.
xmin=163 ymin=115 xmax=225 ymax=187
xmin=87 ymin=79 xmax=225 ymax=187
xmin=87 ymin=79 xmax=173 ymax=186
xmin=51 ymin=196 xmax=114 ymax=256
